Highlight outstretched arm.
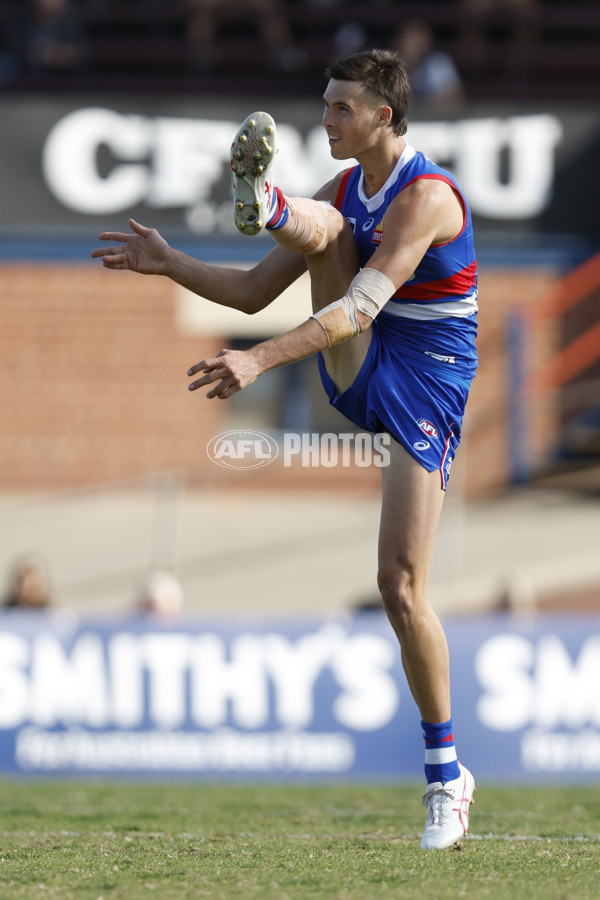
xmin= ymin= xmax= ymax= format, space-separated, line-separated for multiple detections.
xmin=187 ymin=311 xmax=371 ymax=399
xmin=91 ymin=218 xmax=306 ymax=315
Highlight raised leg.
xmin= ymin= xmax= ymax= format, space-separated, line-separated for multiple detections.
xmin=299 ymin=204 xmax=372 ymax=394
xmin=230 ymin=113 xmax=373 ymax=393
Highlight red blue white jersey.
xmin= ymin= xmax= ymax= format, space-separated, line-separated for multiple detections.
xmin=333 ymin=144 xmax=478 ymax=375
xmin=334 ymin=143 xmax=478 ymax=320
xmin=320 ymin=144 xmax=478 ymax=489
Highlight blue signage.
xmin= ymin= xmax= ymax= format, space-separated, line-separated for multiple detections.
xmin=0 ymin=612 xmax=598 ymax=780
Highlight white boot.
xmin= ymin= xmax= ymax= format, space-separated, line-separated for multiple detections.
xmin=230 ymin=111 xmax=276 ymax=236
xmin=421 ymin=763 xmax=475 ymax=850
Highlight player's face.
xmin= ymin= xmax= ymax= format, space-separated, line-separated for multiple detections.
xmin=322 ymin=80 xmax=384 ymax=160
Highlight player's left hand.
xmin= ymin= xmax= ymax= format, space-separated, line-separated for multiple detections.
xmin=187 ymin=349 xmax=262 ymax=399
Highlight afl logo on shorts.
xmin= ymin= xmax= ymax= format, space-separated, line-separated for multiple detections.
xmin=418 ymin=419 xmax=439 ymax=439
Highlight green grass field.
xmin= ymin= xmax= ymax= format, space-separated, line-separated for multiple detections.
xmin=0 ymin=780 xmax=598 ymax=900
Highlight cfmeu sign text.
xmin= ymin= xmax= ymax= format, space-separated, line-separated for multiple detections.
xmin=41 ymin=108 xmax=563 ymax=225
xmin=207 ymin=431 xmax=279 ymax=470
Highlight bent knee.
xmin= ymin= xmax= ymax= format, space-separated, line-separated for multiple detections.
xmin=377 ymin=566 xmax=423 ymax=630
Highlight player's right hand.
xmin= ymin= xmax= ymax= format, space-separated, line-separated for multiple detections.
xmin=90 ymin=219 xmax=170 ymax=275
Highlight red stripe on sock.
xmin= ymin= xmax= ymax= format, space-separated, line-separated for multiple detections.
xmin=267 ymin=186 xmax=286 ymax=228
xmin=425 ymin=734 xmax=454 ymax=746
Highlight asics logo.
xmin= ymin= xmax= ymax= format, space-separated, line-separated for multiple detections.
xmin=453 ymin=775 xmax=472 ymax=831
xmin=424 ymin=351 xmax=456 ymax=365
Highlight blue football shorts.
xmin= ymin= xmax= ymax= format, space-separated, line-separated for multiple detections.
xmin=317 ymin=312 xmax=477 ymax=490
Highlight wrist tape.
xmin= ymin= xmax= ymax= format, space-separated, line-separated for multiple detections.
xmin=311 ymin=268 xmax=396 ymax=346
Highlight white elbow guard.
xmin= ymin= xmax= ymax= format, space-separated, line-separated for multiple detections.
xmin=311 ymin=268 xmax=396 ymax=347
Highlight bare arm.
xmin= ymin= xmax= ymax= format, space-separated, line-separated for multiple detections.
xmin=89 ymin=170 xmax=345 ymax=313
xmin=91 ymin=218 xmax=307 ymax=315
xmin=364 ymin=178 xmax=464 ymax=287
xmin=166 ymin=242 xmax=307 ymax=314
xmin=187 ymin=316 xmax=330 ymax=399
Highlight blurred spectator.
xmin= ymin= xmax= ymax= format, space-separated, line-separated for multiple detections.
xmin=332 ymin=20 xmax=368 ymax=60
xmin=0 ymin=3 xmax=18 ymax=83
xmin=392 ymin=19 xmax=465 ymax=110
xmin=7 ymin=0 xmax=88 ymax=77
xmin=135 ymin=570 xmax=184 ymax=620
xmin=2 ymin=554 xmax=52 ymax=610
xmin=458 ymin=0 xmax=541 ymax=73
xmin=185 ymin=0 xmax=307 ymax=73
xmin=301 ymin=0 xmax=367 ymax=65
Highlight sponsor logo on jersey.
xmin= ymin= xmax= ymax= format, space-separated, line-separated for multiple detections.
xmin=362 ymin=217 xmax=374 ymax=231
xmin=418 ymin=419 xmax=439 ymax=439
xmin=371 ymin=222 xmax=383 ymax=244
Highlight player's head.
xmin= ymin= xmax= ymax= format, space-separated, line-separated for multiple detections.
xmin=325 ymin=49 xmax=410 ymax=137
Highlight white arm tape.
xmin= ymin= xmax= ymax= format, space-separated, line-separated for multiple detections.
xmin=311 ymin=268 xmax=396 ymax=346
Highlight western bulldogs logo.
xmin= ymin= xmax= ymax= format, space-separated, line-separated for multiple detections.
xmin=418 ymin=419 xmax=439 ymax=439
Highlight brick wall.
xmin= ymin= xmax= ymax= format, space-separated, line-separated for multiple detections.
xmin=0 ymin=264 xmax=224 ymax=489
xmin=0 ymin=262 xmax=560 ymax=497
xmin=461 ymin=267 xmax=559 ymax=497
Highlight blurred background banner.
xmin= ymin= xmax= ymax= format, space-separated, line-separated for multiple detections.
xmin=0 ymin=97 xmax=598 ymax=239
xmin=0 ymin=611 xmax=598 ymax=780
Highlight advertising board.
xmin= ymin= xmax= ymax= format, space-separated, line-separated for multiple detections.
xmin=0 ymin=613 xmax=598 ymax=780
xmin=0 ymin=98 xmax=598 ymax=244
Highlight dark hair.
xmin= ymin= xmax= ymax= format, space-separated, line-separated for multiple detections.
xmin=325 ymin=49 xmax=410 ymax=137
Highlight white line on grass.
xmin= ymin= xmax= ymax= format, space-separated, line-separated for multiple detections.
xmin=1 ymin=830 xmax=599 ymax=844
